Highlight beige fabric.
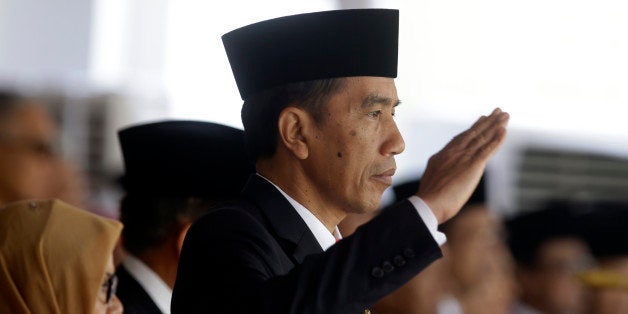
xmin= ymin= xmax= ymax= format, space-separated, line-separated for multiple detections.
xmin=0 ymin=199 xmax=123 ymax=314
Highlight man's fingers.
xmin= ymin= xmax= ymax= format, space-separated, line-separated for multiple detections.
xmin=474 ymin=125 xmax=508 ymax=162
xmin=450 ymin=108 xmax=504 ymax=149
xmin=471 ymin=115 xmax=488 ymax=129
xmin=415 ymin=108 xmax=510 ymax=224
xmin=465 ymin=111 xmax=509 ymax=152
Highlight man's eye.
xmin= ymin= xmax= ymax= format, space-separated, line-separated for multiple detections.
xmin=368 ymin=110 xmax=382 ymax=118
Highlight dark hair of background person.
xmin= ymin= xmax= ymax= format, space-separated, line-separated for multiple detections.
xmin=241 ymin=78 xmax=345 ymax=161
xmin=0 ymin=90 xmax=21 ymax=123
xmin=119 ymin=195 xmax=217 ymax=256
xmin=505 ymin=200 xmax=586 ymax=268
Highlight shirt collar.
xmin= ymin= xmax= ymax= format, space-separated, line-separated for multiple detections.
xmin=257 ymin=174 xmax=341 ymax=251
xmin=516 ymin=302 xmax=544 ymax=314
xmin=123 ymin=254 xmax=172 ymax=314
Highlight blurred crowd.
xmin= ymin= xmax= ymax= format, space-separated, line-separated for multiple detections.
xmin=0 ymin=90 xmax=88 ymax=208
xmin=1 ymin=89 xmax=627 ymax=314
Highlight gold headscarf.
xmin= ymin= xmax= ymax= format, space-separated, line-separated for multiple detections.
xmin=0 ymin=199 xmax=123 ymax=314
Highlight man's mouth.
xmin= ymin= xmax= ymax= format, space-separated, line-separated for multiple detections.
xmin=371 ymin=168 xmax=396 ymax=186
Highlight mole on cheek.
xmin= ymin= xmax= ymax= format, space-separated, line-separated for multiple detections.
xmin=337 ymin=152 xmax=343 ymax=158
xmin=349 ymin=130 xmax=356 ymax=136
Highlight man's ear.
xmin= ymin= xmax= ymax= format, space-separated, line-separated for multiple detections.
xmin=277 ymin=107 xmax=313 ymax=160
xmin=176 ymin=223 xmax=192 ymax=257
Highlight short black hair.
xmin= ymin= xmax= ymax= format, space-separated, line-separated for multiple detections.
xmin=119 ymin=195 xmax=217 ymax=256
xmin=0 ymin=90 xmax=20 ymax=119
xmin=0 ymin=91 xmax=23 ymax=141
xmin=241 ymin=78 xmax=345 ymax=161
xmin=506 ymin=201 xmax=585 ymax=268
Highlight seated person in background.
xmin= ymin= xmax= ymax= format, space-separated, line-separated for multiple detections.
xmin=0 ymin=199 xmax=123 ymax=314
xmin=436 ymin=203 xmax=516 ymax=314
xmin=0 ymin=91 xmax=60 ymax=206
xmin=116 ymin=120 xmax=254 ymax=314
xmin=338 ymin=178 xmax=448 ymax=314
xmin=0 ymin=90 xmax=86 ymax=207
xmin=371 ymin=249 xmax=448 ymax=314
xmin=578 ymin=201 xmax=628 ymax=314
xmin=507 ymin=201 xmax=593 ymax=314
xmin=359 ymin=176 xmax=515 ymax=314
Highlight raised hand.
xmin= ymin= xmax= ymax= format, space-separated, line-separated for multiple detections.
xmin=416 ymin=108 xmax=509 ymax=223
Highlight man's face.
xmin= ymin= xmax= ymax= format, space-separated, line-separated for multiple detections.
xmin=448 ymin=206 xmax=514 ymax=287
xmin=303 ymin=76 xmax=405 ymax=214
xmin=0 ymin=104 xmax=59 ymax=204
xmin=523 ymin=238 xmax=592 ymax=314
xmin=587 ymin=256 xmax=628 ymax=314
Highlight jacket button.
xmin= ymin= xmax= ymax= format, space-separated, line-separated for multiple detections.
xmin=403 ymin=248 xmax=415 ymax=259
xmin=393 ymin=255 xmax=406 ymax=267
xmin=371 ymin=267 xmax=384 ymax=278
xmin=382 ymin=261 xmax=394 ymax=273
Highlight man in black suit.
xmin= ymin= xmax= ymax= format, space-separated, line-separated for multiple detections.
xmin=116 ymin=121 xmax=253 ymax=313
xmin=172 ymin=9 xmax=509 ymax=313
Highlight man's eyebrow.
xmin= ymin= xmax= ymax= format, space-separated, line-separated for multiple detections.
xmin=361 ymin=94 xmax=401 ymax=108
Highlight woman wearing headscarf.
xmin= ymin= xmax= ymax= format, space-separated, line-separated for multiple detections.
xmin=0 ymin=199 xmax=124 ymax=313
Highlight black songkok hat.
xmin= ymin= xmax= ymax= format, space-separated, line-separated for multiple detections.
xmin=118 ymin=120 xmax=254 ymax=199
xmin=506 ymin=200 xmax=587 ymax=267
xmin=578 ymin=201 xmax=628 ymax=258
xmin=222 ymin=9 xmax=399 ymax=100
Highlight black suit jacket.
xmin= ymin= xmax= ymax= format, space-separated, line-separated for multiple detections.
xmin=172 ymin=175 xmax=442 ymax=313
xmin=116 ymin=264 xmax=163 ymax=314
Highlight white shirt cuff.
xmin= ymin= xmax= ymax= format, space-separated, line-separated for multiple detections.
xmin=408 ymin=195 xmax=447 ymax=246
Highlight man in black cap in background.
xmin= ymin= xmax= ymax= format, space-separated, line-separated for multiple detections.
xmin=578 ymin=201 xmax=628 ymax=314
xmin=507 ymin=202 xmax=594 ymax=314
xmin=173 ymin=9 xmax=509 ymax=313
xmin=116 ymin=121 xmax=253 ymax=314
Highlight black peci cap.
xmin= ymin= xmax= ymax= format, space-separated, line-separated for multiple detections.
xmin=222 ymin=9 xmax=399 ymax=100
xmin=506 ymin=200 xmax=588 ymax=267
xmin=578 ymin=201 xmax=628 ymax=258
xmin=118 ymin=120 xmax=255 ymax=199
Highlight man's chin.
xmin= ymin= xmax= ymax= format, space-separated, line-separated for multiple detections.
xmin=346 ymin=198 xmax=382 ymax=214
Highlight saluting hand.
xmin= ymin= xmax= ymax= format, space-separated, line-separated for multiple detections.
xmin=416 ymin=108 xmax=509 ymax=224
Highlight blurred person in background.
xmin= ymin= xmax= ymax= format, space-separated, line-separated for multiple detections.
xmin=507 ymin=201 xmax=593 ymax=314
xmin=116 ymin=121 xmax=254 ymax=314
xmin=0 ymin=90 xmax=60 ymax=205
xmin=372 ymin=252 xmax=449 ymax=314
xmin=0 ymin=199 xmax=123 ymax=314
xmin=578 ymin=201 xmax=628 ymax=314
xmin=361 ymin=176 xmax=515 ymax=314
xmin=436 ymin=203 xmax=516 ymax=314
xmin=0 ymin=90 xmax=87 ymax=207
xmin=338 ymin=178 xmax=449 ymax=314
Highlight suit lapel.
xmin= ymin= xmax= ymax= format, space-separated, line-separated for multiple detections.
xmin=116 ymin=265 xmax=162 ymax=313
xmin=241 ymin=175 xmax=323 ymax=263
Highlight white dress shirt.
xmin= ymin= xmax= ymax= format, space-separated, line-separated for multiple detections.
xmin=258 ymin=174 xmax=446 ymax=251
xmin=513 ymin=302 xmax=544 ymax=314
xmin=123 ymin=254 xmax=172 ymax=314
xmin=437 ymin=295 xmax=464 ymax=314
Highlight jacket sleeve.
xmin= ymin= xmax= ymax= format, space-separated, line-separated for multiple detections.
xmin=171 ymin=199 xmax=442 ymax=314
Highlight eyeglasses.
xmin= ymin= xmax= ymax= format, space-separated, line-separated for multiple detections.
xmin=98 ymin=274 xmax=118 ymax=304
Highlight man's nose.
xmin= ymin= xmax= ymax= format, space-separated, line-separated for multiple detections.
xmin=382 ymin=120 xmax=405 ymax=156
